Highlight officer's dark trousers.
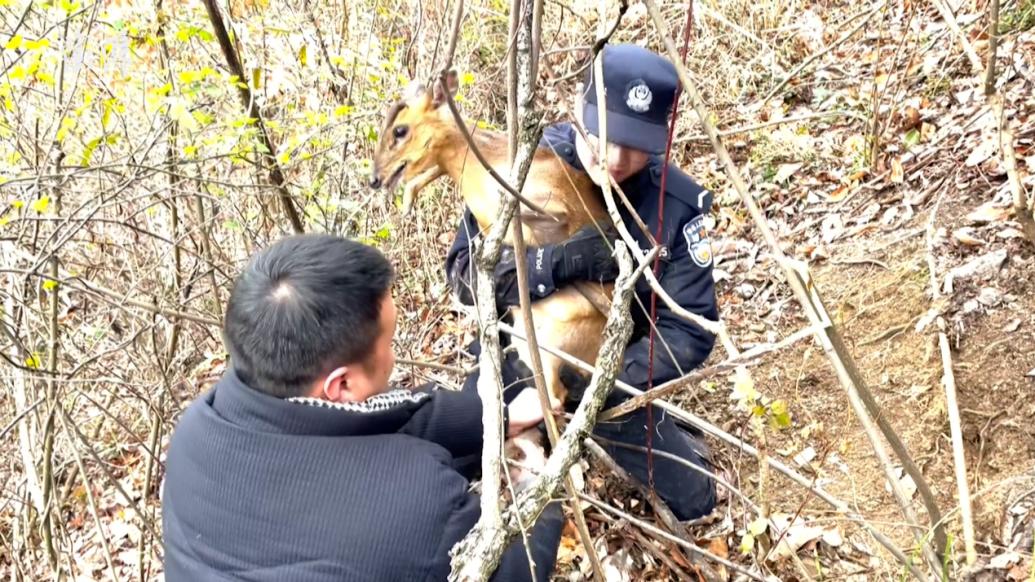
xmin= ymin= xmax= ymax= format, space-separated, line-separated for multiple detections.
xmin=454 ymin=344 xmax=716 ymax=521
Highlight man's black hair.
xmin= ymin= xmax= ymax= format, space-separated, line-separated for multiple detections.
xmin=223 ymin=234 xmax=395 ymax=398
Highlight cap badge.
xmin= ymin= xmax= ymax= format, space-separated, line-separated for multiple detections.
xmin=626 ymin=82 xmax=652 ymax=113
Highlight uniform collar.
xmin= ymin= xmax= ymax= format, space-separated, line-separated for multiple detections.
xmin=208 ymin=367 xmax=429 ymax=437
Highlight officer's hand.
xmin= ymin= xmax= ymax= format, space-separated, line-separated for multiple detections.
xmin=506 ymin=388 xmax=555 ymax=437
xmin=552 ymin=224 xmax=620 ymax=285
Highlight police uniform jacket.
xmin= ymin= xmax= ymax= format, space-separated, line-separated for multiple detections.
xmin=445 ymin=122 xmax=719 ymax=388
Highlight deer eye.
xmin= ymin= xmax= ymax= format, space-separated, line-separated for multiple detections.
xmin=393 ymin=125 xmax=409 ymax=140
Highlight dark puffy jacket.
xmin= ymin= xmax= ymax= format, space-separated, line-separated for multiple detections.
xmin=161 ymin=369 xmax=563 ymax=581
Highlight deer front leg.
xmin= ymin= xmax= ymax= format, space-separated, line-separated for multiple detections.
xmin=401 ymin=167 xmax=445 ymax=215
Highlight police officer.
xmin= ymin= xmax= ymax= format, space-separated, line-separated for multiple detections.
xmin=446 ymin=44 xmax=718 ymax=520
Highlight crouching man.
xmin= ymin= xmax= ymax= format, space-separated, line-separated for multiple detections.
xmin=161 ymin=234 xmax=563 ymax=581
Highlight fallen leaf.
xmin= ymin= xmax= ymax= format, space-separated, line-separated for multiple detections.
xmin=943 ymin=248 xmax=1008 ymax=293
xmin=890 ymin=157 xmax=904 ymax=183
xmin=774 ymin=162 xmax=804 ymax=184
xmin=1003 ymin=319 xmax=1021 ymax=332
xmin=952 ymin=227 xmax=986 ymax=246
xmin=1027 ymin=368 xmax=1035 ymax=378
xmin=990 ymin=551 xmax=1022 ymax=569
xmin=821 ymin=213 xmax=844 ymax=243
xmin=965 ymin=135 xmax=998 ymax=167
xmin=998 ymin=227 xmax=1025 ymax=239
xmin=967 ymin=202 xmax=1013 ymax=224
xmin=855 ymin=202 xmax=881 ymax=225
xmin=793 ymin=447 xmax=817 ymax=467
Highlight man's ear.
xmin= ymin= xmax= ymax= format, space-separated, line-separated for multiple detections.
xmin=431 ymin=70 xmax=459 ymax=108
xmin=322 ymin=366 xmax=350 ymax=402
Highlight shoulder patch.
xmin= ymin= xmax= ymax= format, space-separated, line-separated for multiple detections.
xmin=683 ymin=215 xmax=713 ymax=268
xmin=650 ymin=163 xmax=713 ymax=213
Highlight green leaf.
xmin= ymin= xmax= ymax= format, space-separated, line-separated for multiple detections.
xmin=81 ymin=136 xmax=102 ymax=166
xmin=903 ymin=128 xmax=921 ymax=150
xmin=770 ymin=400 xmax=792 ymax=428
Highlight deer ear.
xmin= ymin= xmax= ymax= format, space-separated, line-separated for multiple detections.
xmin=431 ymin=69 xmax=460 ymax=107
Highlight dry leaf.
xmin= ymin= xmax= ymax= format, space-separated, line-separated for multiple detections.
xmin=1003 ymin=319 xmax=1021 ymax=332
xmin=890 ymin=157 xmax=904 ymax=183
xmin=821 ymin=214 xmax=843 ymax=243
xmin=966 ymin=134 xmax=998 ymax=167
xmin=952 ymin=227 xmax=986 ymax=246
xmin=774 ymin=162 xmax=804 ymax=184
xmin=998 ymin=227 xmax=1025 ymax=239
xmin=967 ymin=202 xmax=1013 ymax=224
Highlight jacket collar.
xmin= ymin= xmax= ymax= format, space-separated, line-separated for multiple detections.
xmin=209 ymin=368 xmax=429 ymax=437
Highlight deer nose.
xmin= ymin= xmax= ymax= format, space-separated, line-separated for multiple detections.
xmin=369 ymin=174 xmax=382 ymax=189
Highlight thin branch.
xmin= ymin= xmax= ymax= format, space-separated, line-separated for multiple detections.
xmin=578 ymin=494 xmax=764 ymax=581
xmin=924 ymin=188 xmax=977 ymax=566
xmin=436 ymin=79 xmax=555 ymax=219
xmin=449 ymin=242 xmax=641 ymax=581
xmin=929 ymin=0 xmax=984 ymax=72
xmin=762 ymin=3 xmax=886 ymax=105
xmin=497 ymin=320 xmax=927 ymax=580
xmin=200 ymin=0 xmax=304 ymax=233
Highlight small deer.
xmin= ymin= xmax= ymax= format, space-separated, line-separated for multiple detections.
xmin=369 ymin=71 xmax=613 ymax=409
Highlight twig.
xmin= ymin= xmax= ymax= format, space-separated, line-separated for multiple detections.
xmin=645 ymin=0 xmax=944 ymax=574
xmin=437 ymin=80 xmax=555 ymax=219
xmin=200 ymin=0 xmax=304 ymax=233
xmin=675 ymin=110 xmax=866 ymax=143
xmin=584 ymin=439 xmax=722 ymax=581
xmin=626 ymin=528 xmax=696 ymax=582
xmin=599 ymin=324 xmax=817 ymax=421
xmin=984 ymin=0 xmax=1001 ymax=96
xmin=578 ymin=494 xmax=765 ymax=581
xmin=499 ymin=0 xmax=604 ymax=578
xmin=448 ymin=242 xmax=641 ymax=581
xmin=924 ymin=188 xmax=977 ymax=566
xmin=929 ymin=0 xmax=984 ymax=72
xmin=995 ymin=98 xmax=1035 ymax=243
xmin=762 ymin=3 xmax=887 ymax=105
xmin=497 ymin=327 xmax=924 ymax=579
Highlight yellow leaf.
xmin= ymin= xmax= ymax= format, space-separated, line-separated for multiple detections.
xmin=11 ymin=200 xmax=24 ymax=209
xmin=277 ymin=151 xmax=291 ymax=165
xmin=4 ymin=35 xmax=23 ymax=50
xmin=43 ymin=279 xmax=59 ymax=291
xmin=460 ymin=72 xmax=475 ymax=85
xmin=60 ymin=0 xmax=81 ymax=13
xmin=25 ymin=353 xmax=42 ymax=369
xmin=730 ymin=367 xmax=758 ymax=406
xmin=298 ymin=44 xmax=307 ymax=67
xmin=0 ymin=0 xmax=11 ymax=7
xmin=739 ymin=533 xmax=755 ymax=555
xmin=747 ymin=516 xmax=768 ymax=536
xmin=0 ymin=216 xmax=10 ymax=228
xmin=56 ymin=117 xmax=75 ymax=143
xmin=333 ymin=105 xmax=353 ymax=118
xmin=153 ymin=82 xmax=173 ymax=96
xmin=31 ymin=196 xmax=50 ymax=213
xmin=24 ymin=38 xmax=50 ymax=51
xmin=251 ymin=67 xmax=261 ymax=89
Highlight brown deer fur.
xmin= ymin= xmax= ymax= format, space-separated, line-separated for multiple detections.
xmin=370 ymin=74 xmax=614 ymax=408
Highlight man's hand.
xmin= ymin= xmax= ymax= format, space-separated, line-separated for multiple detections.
xmin=552 ymin=225 xmax=620 ymax=285
xmin=506 ymin=388 xmax=553 ymax=437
